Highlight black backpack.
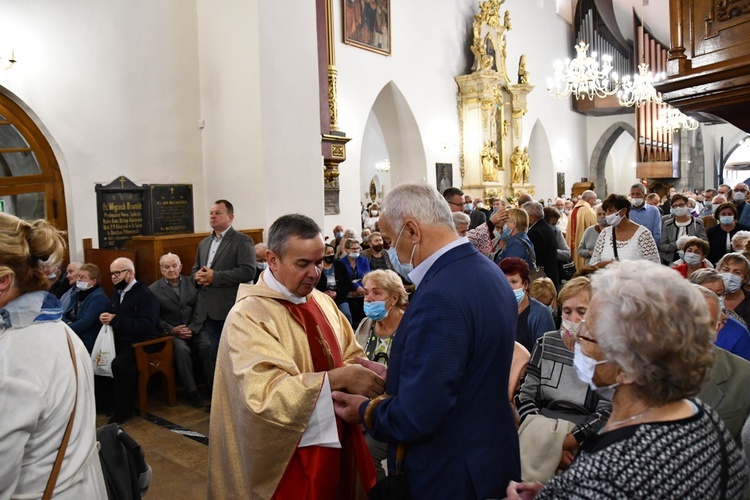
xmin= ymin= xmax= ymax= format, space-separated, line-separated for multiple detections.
xmin=97 ymin=424 xmax=152 ymax=499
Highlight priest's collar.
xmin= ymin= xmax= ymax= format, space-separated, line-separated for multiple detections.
xmin=263 ymin=268 xmax=308 ymax=304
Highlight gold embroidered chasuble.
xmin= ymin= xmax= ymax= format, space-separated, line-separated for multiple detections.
xmin=207 ymin=280 xmax=365 ymax=499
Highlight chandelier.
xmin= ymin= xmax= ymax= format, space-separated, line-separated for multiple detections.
xmin=547 ymin=41 xmax=619 ymax=100
xmin=654 ymin=107 xmax=699 ymax=132
xmin=618 ymin=63 xmax=664 ymax=107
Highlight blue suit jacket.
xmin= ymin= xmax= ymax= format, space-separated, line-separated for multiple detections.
xmin=365 ymin=242 xmax=521 ymax=498
xmin=738 ymin=202 xmax=750 ymax=228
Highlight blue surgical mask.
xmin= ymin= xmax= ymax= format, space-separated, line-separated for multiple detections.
xmin=464 ymin=203 xmax=472 ymax=211
xmin=683 ymin=252 xmax=702 ymax=266
xmin=336 ymin=232 xmax=344 ymax=238
xmin=722 ymin=272 xmax=743 ymax=293
xmin=364 ymin=301 xmax=390 ymax=321
xmin=501 ymin=224 xmax=512 ymax=239
xmin=573 ymin=343 xmax=618 ymax=399
xmin=348 ymin=252 xmax=360 ymax=259
xmin=513 ymin=288 xmax=525 ymax=304
xmin=720 ymin=216 xmax=735 ymax=226
xmin=711 ymin=204 xmax=721 ymax=213
xmin=394 ymin=225 xmax=417 ymax=270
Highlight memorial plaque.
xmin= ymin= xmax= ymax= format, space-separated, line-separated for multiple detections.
xmin=149 ymin=184 xmax=194 ymax=235
xmin=96 ymin=177 xmax=150 ymax=249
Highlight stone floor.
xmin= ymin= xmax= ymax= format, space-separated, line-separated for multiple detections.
xmin=96 ymin=390 xmax=211 ymax=499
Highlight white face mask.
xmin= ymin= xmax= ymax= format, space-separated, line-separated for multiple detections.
xmin=631 ymin=197 xmax=644 ymax=208
xmin=605 ymin=211 xmax=623 ymax=227
xmin=476 ymin=202 xmax=484 ymax=209
xmin=256 ymin=262 xmax=268 ymax=270
xmin=76 ymin=280 xmax=90 ymax=291
xmin=734 ymin=191 xmax=746 ymax=202
xmin=561 ymin=317 xmax=583 ymax=338
xmin=573 ymin=343 xmax=617 ymax=399
xmin=672 ymin=206 xmax=689 ymax=217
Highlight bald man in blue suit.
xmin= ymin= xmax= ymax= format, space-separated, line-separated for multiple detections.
xmin=333 ymin=183 xmax=521 ymax=499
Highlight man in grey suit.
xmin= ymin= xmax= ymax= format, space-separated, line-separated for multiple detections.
xmin=192 ymin=199 xmax=256 ymax=359
xmin=151 ymin=253 xmax=214 ymax=407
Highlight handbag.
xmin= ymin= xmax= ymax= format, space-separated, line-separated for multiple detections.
xmin=91 ymin=324 xmax=116 ymax=377
xmin=43 ymin=331 xmax=79 ymax=500
xmin=540 ymin=400 xmax=591 ymax=426
xmin=519 ymin=238 xmax=547 ymax=282
xmin=368 ymin=443 xmax=409 ymax=500
xmin=611 ymin=226 xmax=619 ymax=261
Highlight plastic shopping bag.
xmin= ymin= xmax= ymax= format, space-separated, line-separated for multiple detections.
xmin=91 ymin=324 xmax=116 ymax=377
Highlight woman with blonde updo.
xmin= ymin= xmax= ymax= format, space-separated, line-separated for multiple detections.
xmin=0 ymin=213 xmax=106 ymax=497
xmin=354 ymin=269 xmax=407 ymax=481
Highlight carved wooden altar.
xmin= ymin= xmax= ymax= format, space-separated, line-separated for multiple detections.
xmin=456 ymin=0 xmax=534 ymax=203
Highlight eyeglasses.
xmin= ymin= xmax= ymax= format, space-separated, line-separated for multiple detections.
xmin=447 ymin=201 xmax=463 ymax=208
xmin=110 ymin=269 xmax=130 ymax=278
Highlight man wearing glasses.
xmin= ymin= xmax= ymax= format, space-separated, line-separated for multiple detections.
xmin=99 ymin=257 xmax=160 ymax=424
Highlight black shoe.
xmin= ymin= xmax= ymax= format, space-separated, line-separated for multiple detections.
xmin=108 ymin=412 xmax=134 ymax=425
xmin=188 ymin=391 xmax=206 ymax=408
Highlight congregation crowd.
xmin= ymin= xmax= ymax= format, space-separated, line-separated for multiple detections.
xmin=2 ymin=181 xmax=750 ymax=498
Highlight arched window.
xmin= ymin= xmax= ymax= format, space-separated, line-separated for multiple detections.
xmin=0 ymin=91 xmax=67 ymax=234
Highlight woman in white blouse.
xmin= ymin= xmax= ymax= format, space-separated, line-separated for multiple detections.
xmin=589 ymin=194 xmax=660 ymax=266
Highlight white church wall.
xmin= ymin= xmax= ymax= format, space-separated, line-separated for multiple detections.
xmin=330 ymin=0 xmax=475 ymax=234
xmin=503 ymin=3 xmax=590 ymax=200
xmin=603 ymin=134 xmax=637 ymax=196
xmin=0 ymin=0 xmax=205 ymax=260
xmin=256 ymin=1 xmax=324 ymax=229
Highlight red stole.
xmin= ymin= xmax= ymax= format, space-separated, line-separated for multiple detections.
xmin=272 ymin=297 xmax=375 ymax=499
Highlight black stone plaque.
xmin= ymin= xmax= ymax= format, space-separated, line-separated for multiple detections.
xmin=149 ymin=184 xmax=194 ymax=236
xmin=95 ymin=176 xmax=151 ymax=249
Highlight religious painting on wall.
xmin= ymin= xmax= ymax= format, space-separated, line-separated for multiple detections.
xmin=436 ymin=163 xmax=452 ymax=194
xmin=343 ymin=0 xmax=391 ymax=56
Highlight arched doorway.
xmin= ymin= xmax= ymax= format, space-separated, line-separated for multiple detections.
xmin=589 ymin=121 xmax=636 ymax=197
xmin=360 ymin=81 xmax=426 ymax=203
xmin=0 ymin=90 xmax=67 ymax=234
xmin=527 ymin=119 xmax=554 ymax=200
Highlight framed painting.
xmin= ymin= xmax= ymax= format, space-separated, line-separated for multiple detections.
xmin=343 ymin=0 xmax=391 ymax=56
xmin=436 ymin=163 xmax=452 ymax=194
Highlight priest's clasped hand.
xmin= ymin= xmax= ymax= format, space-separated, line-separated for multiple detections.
xmin=328 ymin=364 xmax=385 ymax=399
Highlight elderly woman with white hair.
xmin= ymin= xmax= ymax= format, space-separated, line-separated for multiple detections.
xmin=508 ymin=260 xmax=748 ymax=499
xmin=451 ymin=211 xmax=470 ymax=237
xmin=731 ymin=230 xmax=750 ymax=253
